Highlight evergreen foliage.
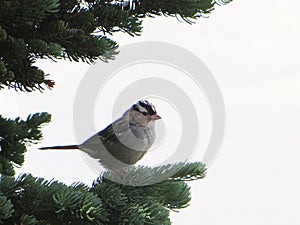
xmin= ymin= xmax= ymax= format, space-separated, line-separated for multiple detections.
xmin=0 ymin=162 xmax=206 ymax=224
xmin=0 ymin=113 xmax=51 ymax=176
xmin=0 ymin=0 xmax=231 ymax=91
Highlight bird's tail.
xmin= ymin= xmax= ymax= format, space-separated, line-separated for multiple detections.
xmin=39 ymin=145 xmax=79 ymax=150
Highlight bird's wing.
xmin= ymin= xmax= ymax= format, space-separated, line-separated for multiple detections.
xmin=98 ymin=118 xmax=130 ymax=144
xmin=79 ymin=118 xmax=151 ymax=167
xmin=79 ymin=119 xmax=131 ymax=165
xmin=79 ymin=118 xmax=129 ymax=152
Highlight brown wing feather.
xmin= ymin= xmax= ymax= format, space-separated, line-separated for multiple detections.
xmin=98 ymin=118 xmax=129 ymax=143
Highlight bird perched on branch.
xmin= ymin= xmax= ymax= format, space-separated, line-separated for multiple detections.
xmin=40 ymin=100 xmax=161 ymax=171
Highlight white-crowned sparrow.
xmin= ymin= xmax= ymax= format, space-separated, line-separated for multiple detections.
xmin=40 ymin=100 xmax=161 ymax=171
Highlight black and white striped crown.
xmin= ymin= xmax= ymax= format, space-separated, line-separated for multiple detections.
xmin=132 ymin=100 xmax=156 ymax=115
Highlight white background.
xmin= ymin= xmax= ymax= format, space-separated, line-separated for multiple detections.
xmin=2 ymin=0 xmax=300 ymax=224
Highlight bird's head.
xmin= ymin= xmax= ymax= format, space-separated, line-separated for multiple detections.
xmin=127 ymin=100 xmax=161 ymax=126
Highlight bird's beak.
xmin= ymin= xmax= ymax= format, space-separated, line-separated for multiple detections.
xmin=151 ymin=114 xmax=161 ymax=120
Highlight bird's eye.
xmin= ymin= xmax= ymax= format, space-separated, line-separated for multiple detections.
xmin=142 ymin=112 xmax=148 ymax=116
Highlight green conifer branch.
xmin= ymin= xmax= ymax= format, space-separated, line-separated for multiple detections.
xmin=0 ymin=113 xmax=51 ymax=176
xmin=0 ymin=160 xmax=206 ymax=224
xmin=0 ymin=196 xmax=14 ymax=223
xmin=0 ymin=0 xmax=231 ymax=91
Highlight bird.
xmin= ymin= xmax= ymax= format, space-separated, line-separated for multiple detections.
xmin=39 ymin=100 xmax=161 ymax=171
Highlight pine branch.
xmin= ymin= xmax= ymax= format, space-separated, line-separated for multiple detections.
xmin=0 ymin=113 xmax=51 ymax=176
xmin=0 ymin=196 xmax=14 ymax=223
xmin=170 ymin=162 xmax=207 ymax=181
xmin=0 ymin=162 xmax=206 ymax=224
xmin=123 ymin=0 xmax=232 ymax=24
xmin=0 ymin=0 xmax=231 ymax=91
xmin=100 ymin=162 xmax=206 ymax=186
